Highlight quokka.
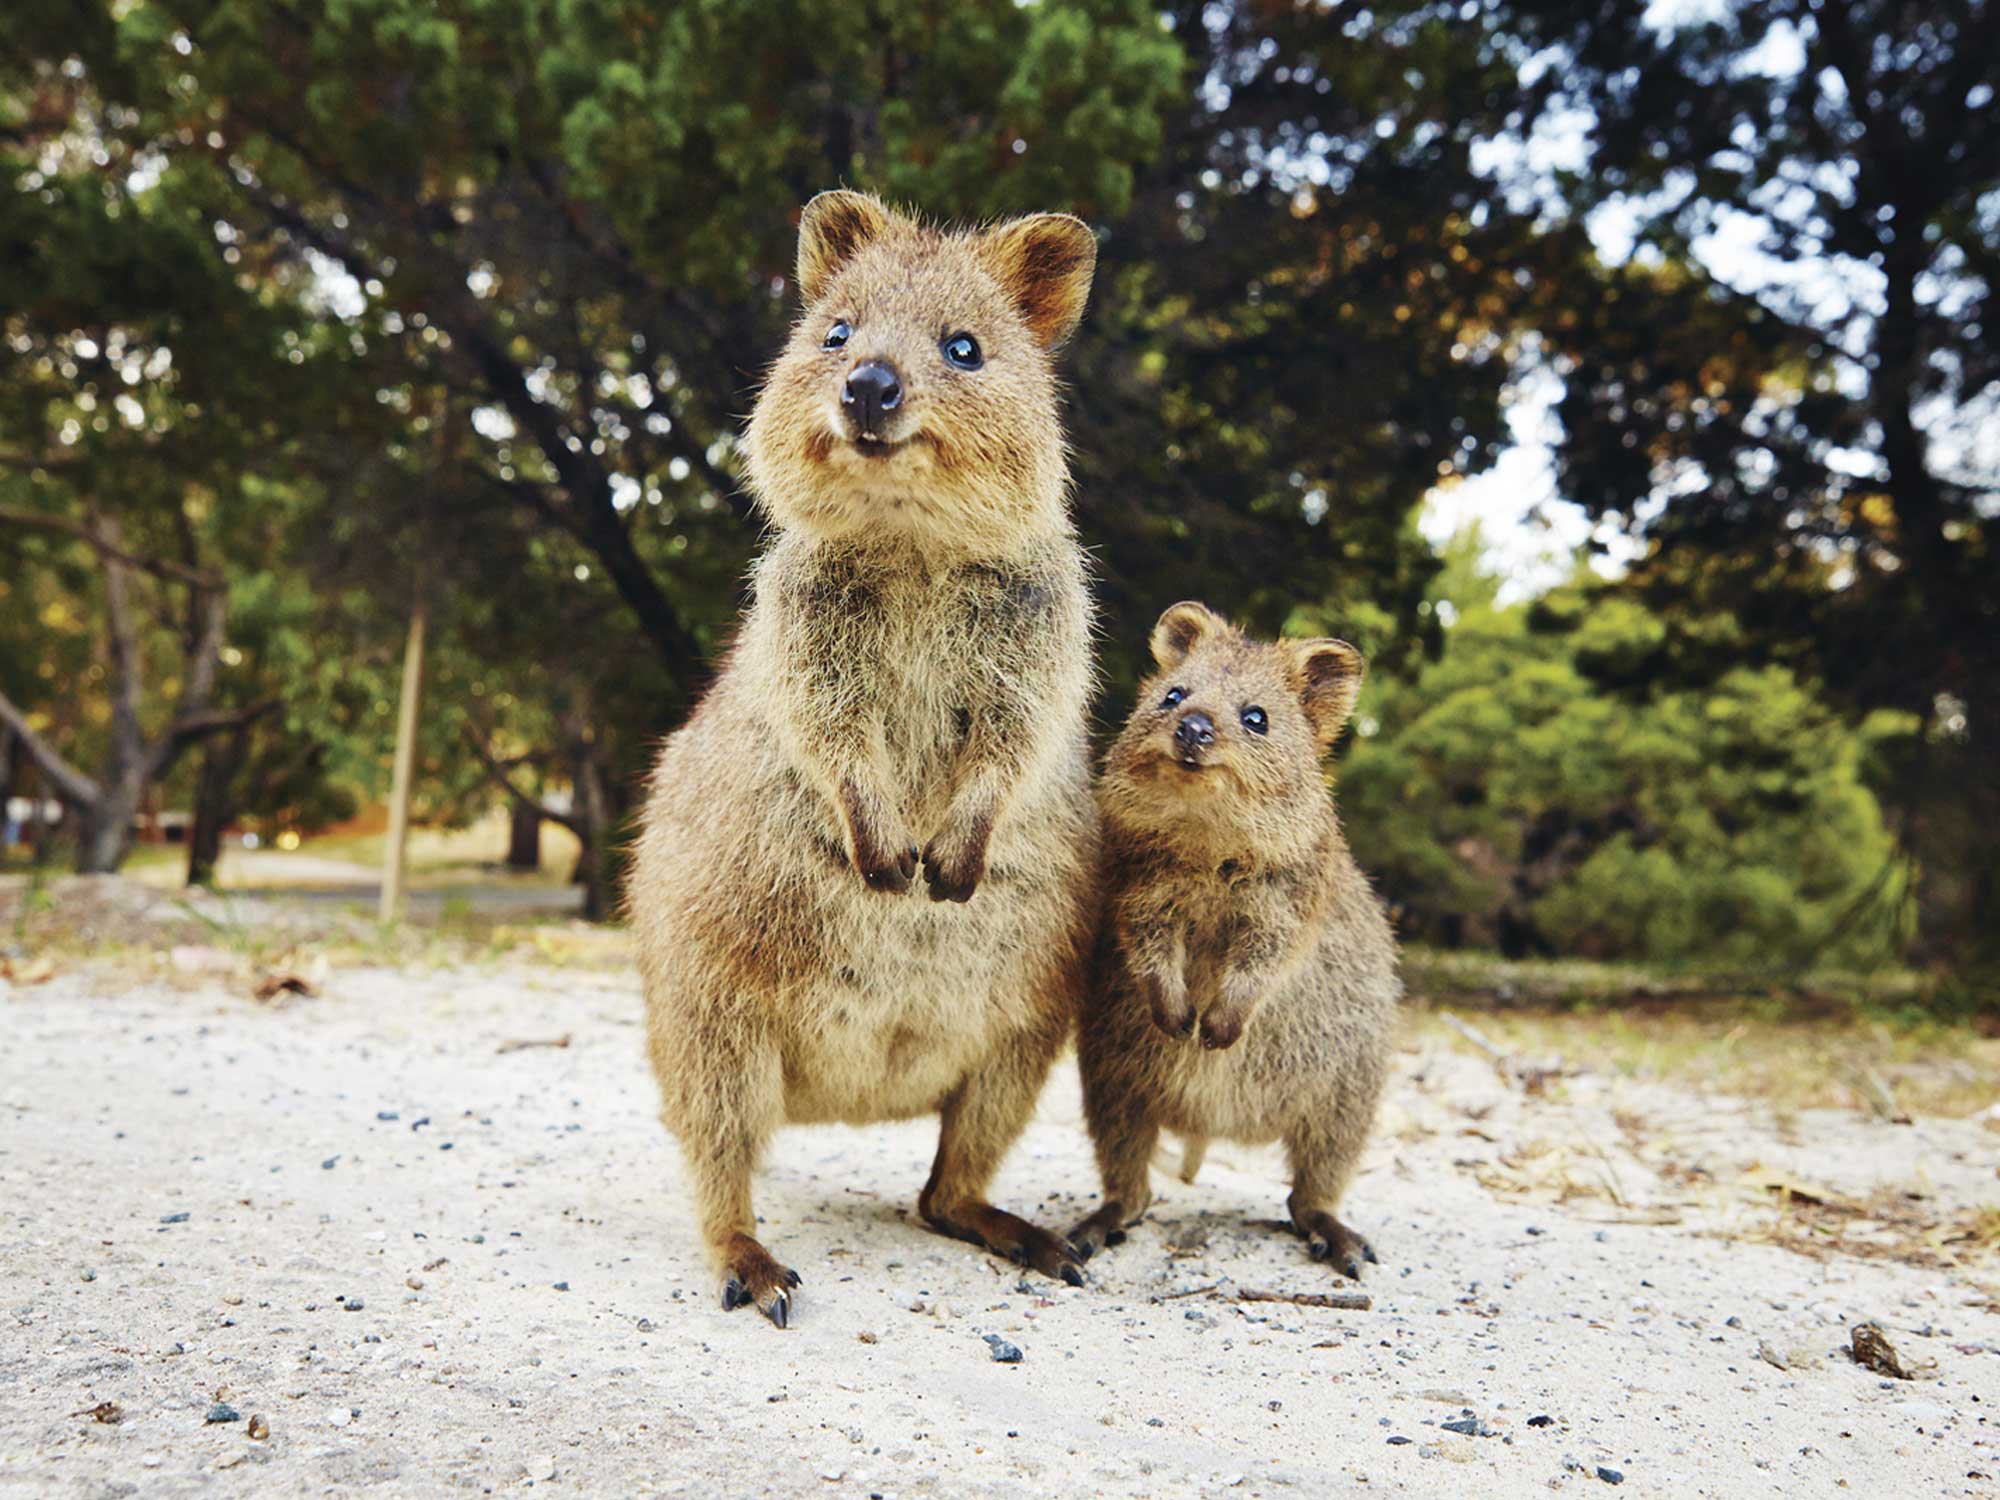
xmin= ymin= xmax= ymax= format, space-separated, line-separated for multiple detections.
xmin=1070 ymin=602 xmax=1401 ymax=1278
xmin=627 ymin=192 xmax=1101 ymax=1327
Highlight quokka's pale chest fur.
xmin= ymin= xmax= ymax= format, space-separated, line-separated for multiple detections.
xmin=627 ymin=191 xmax=1101 ymax=1327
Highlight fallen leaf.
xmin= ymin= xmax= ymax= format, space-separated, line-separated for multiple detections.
xmin=1850 ymin=1322 xmax=1915 ymax=1379
xmin=1744 ymin=1167 xmax=1864 ymax=1215
xmin=1 ymin=954 xmax=57 ymax=985
xmin=70 ymin=1401 xmax=122 ymax=1424
xmin=252 ymin=971 xmax=316 ymax=1001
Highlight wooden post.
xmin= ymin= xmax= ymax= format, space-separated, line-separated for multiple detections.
xmin=379 ymin=598 xmax=428 ymax=923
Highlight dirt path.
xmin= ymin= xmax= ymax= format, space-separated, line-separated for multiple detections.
xmin=1 ymin=963 xmax=1995 ymax=1498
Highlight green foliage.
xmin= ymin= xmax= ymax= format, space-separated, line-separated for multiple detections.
xmin=1481 ymin=0 xmax=2000 ymax=968
xmin=1341 ymin=555 xmax=1914 ymax=970
xmin=0 ymin=1 xmax=1977 ymax=983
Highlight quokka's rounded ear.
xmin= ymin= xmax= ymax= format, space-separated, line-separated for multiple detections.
xmin=1282 ymin=638 xmax=1364 ymax=746
xmin=977 ymin=213 xmax=1097 ymax=347
xmin=797 ymin=191 xmax=892 ymax=305
xmin=1150 ymin=600 xmax=1227 ymax=670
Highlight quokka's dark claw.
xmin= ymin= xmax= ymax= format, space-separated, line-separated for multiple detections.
xmin=767 ymin=1292 xmax=790 ymax=1329
xmin=1059 ymin=1262 xmax=1085 ymax=1288
xmin=784 ymin=1268 xmax=803 ymax=1289
xmin=722 ymin=1277 xmax=747 ymax=1310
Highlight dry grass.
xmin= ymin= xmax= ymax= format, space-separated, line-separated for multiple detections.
xmin=1411 ymin=1004 xmax=2000 ymax=1120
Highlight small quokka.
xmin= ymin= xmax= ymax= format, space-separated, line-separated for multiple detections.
xmin=627 ymin=192 xmax=1101 ymax=1328
xmin=1069 ymin=602 xmax=1401 ymax=1277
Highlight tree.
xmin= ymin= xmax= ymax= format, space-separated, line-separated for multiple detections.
xmin=2 ymin=0 xmax=1188 ymax=719
xmin=0 ymin=115 xmax=319 ymax=870
xmin=1339 ymin=539 xmax=1912 ymax=969
xmin=1075 ymin=1 xmax=1591 ymax=683
xmin=1485 ymin=0 xmax=1999 ymax=970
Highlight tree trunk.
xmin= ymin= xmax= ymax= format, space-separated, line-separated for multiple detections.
xmin=568 ymin=748 xmax=612 ymax=922
xmin=505 ymin=797 xmax=542 ymax=871
xmin=187 ymin=723 xmax=251 ymax=888
xmin=0 ymin=724 xmax=14 ymax=862
xmin=379 ymin=599 xmax=428 ymax=923
xmin=74 ymin=775 xmax=140 ymax=874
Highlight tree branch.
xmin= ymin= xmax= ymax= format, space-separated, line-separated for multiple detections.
xmin=166 ymin=698 xmax=280 ymax=747
xmin=0 ymin=690 xmax=99 ymax=806
xmin=0 ymin=506 xmax=222 ymax=588
xmin=460 ymin=723 xmax=582 ymax=834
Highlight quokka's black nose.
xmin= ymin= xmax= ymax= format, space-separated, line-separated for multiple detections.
xmin=1174 ymin=710 xmax=1214 ymax=753
xmin=842 ymin=359 xmax=903 ymax=434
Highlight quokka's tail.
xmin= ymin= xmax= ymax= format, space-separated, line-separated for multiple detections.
xmin=1179 ymin=1134 xmax=1210 ymax=1184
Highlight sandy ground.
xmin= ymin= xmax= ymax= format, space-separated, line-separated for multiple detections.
xmin=1 ymin=960 xmax=1996 ymax=1499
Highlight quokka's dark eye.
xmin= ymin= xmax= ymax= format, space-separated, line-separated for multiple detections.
xmin=1240 ymin=706 xmax=1269 ymax=735
xmin=823 ymin=320 xmax=852 ymax=350
xmin=1160 ymin=686 xmax=1188 ymax=710
xmin=941 ymin=332 xmax=982 ymax=369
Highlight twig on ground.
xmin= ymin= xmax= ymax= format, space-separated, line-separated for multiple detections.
xmin=1439 ymin=1010 xmax=1509 ymax=1064
xmin=1149 ymin=1282 xmax=1224 ymax=1302
xmin=496 ymin=1034 xmax=571 ymax=1054
xmin=1238 ymin=1287 xmax=1372 ymax=1311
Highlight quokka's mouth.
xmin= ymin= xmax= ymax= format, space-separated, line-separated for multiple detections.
xmin=849 ymin=432 xmax=917 ymax=460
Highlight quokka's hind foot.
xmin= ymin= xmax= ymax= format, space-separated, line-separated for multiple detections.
xmin=923 ymin=1198 xmax=1087 ymax=1286
xmin=718 ymin=1232 xmax=803 ymax=1328
xmin=1066 ymin=1201 xmax=1136 ymax=1261
xmin=1290 ymin=1209 xmax=1377 ymax=1281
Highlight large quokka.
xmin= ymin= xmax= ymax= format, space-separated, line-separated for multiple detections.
xmin=1069 ymin=602 xmax=1401 ymax=1278
xmin=627 ymin=192 xmax=1100 ymax=1327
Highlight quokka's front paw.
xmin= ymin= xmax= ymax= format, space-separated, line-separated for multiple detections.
xmin=1148 ymin=983 xmax=1196 ymax=1040
xmin=921 ymin=800 xmax=994 ymax=903
xmin=837 ymin=780 xmax=918 ymax=895
xmin=1198 ymin=1003 xmax=1248 ymax=1050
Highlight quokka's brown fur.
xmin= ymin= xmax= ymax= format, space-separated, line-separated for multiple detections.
xmin=1069 ymin=602 xmax=1402 ymax=1278
xmin=627 ymin=191 xmax=1101 ymax=1327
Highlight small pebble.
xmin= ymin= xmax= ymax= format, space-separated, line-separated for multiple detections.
xmin=160 ymin=1212 xmax=189 ymax=1225
xmin=326 ymin=1407 xmax=350 ymax=1428
xmin=376 ymin=1111 xmax=399 ymax=1121
xmin=79 ymin=1268 xmax=95 ymax=1282
xmin=553 ymin=1281 xmax=569 ymax=1292
xmin=247 ymin=1414 xmax=269 ymax=1440
xmin=1597 ymin=1468 xmax=1624 ymax=1486
xmin=1528 ymin=1414 xmax=1554 ymax=1428
xmin=321 ymin=1157 xmax=338 ymax=1170
xmin=1442 ymin=1417 xmax=1493 ymax=1438
xmin=341 ymin=1296 xmax=364 ymax=1312
xmin=206 ymin=1403 xmax=240 ymax=1424
xmin=982 ymin=1334 xmax=1023 ymax=1363
xmin=1146 ymin=1417 xmax=1165 ymax=1428
xmin=1387 ymin=1435 xmax=1412 ymax=1446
